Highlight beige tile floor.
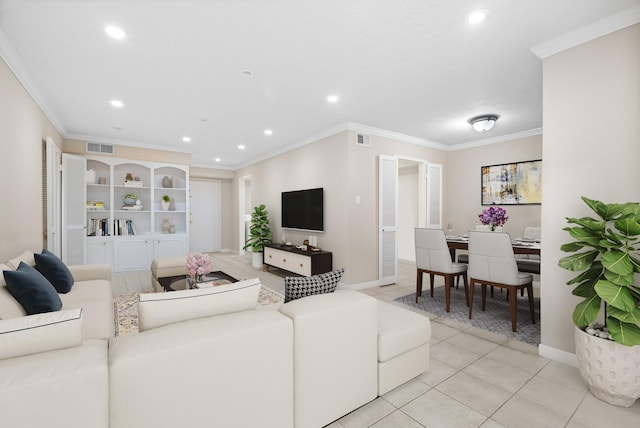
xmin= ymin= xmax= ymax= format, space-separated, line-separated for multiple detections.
xmin=111 ymin=253 xmax=640 ymax=428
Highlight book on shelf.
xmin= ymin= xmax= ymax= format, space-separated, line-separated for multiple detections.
xmin=86 ymin=201 xmax=105 ymax=210
xmin=113 ymin=219 xmax=137 ymax=236
xmin=124 ymin=180 xmax=143 ymax=187
xmin=121 ymin=205 xmax=143 ymax=210
xmin=87 ymin=217 xmax=110 ymax=236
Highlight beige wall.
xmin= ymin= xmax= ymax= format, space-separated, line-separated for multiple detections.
xmin=233 ymin=129 xmax=448 ymax=284
xmin=0 ymin=57 xmax=63 ymax=260
xmin=541 ymin=24 xmax=640 ymax=355
xmin=446 ymin=135 xmax=543 ymax=238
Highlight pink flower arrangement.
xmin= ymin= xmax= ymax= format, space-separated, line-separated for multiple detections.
xmin=186 ymin=252 xmax=213 ymax=281
xmin=478 ymin=206 xmax=509 ymax=230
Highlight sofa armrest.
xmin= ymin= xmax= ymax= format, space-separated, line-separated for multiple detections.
xmin=67 ymin=264 xmax=111 ymax=282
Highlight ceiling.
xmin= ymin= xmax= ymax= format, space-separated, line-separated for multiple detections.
xmin=1 ymin=1 xmax=639 ymax=169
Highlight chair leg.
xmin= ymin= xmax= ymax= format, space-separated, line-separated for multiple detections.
xmin=455 ymin=275 xmax=459 ymax=289
xmin=445 ymin=275 xmax=452 ymax=312
xmin=430 ymin=273 xmax=435 ymax=297
xmin=490 ymin=286 xmax=494 ymax=298
xmin=415 ymin=270 xmax=423 ymax=303
xmin=527 ymin=283 xmax=536 ymax=324
xmin=462 ymin=273 xmax=469 ymax=307
xmin=468 ymin=280 xmax=475 ymax=319
xmin=509 ymin=286 xmax=518 ymax=332
xmin=481 ymin=284 xmax=487 ymax=311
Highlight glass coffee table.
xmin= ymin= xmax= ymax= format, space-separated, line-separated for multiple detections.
xmin=157 ymin=271 xmax=238 ymax=291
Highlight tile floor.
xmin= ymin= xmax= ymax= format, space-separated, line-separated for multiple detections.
xmin=111 ymin=253 xmax=640 ymax=428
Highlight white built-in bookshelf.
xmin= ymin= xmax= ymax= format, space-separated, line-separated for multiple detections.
xmin=63 ymin=154 xmax=189 ymax=272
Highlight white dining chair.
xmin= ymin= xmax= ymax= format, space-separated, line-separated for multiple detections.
xmin=415 ymin=228 xmax=468 ymax=312
xmin=516 ymin=226 xmax=541 ymax=275
xmin=467 ymin=230 xmax=535 ymax=332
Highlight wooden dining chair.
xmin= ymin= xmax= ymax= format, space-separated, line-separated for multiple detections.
xmin=415 ymin=228 xmax=468 ymax=312
xmin=467 ymin=231 xmax=535 ymax=332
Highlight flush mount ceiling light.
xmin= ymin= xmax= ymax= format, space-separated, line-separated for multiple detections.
xmin=105 ymin=25 xmax=126 ymax=40
xmin=326 ymin=95 xmax=338 ymax=103
xmin=237 ymin=144 xmax=246 ymax=150
xmin=468 ymin=10 xmax=488 ymax=24
xmin=264 ymin=129 xmax=273 ymax=136
xmin=110 ymin=99 xmax=124 ymax=108
xmin=468 ymin=115 xmax=499 ymax=132
xmin=214 ymin=158 xmax=221 ymax=162
xmin=182 ymin=136 xmax=191 ymax=143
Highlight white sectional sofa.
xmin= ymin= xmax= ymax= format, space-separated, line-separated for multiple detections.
xmin=0 ymin=259 xmax=431 ymax=428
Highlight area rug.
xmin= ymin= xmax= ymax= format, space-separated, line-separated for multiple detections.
xmin=113 ymin=286 xmax=285 ymax=336
xmin=394 ymin=287 xmax=540 ymax=345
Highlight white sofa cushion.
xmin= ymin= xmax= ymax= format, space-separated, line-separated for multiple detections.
xmin=0 ymin=263 xmax=12 ymax=286
xmin=0 ymin=308 xmax=82 ymax=360
xmin=377 ymin=300 xmax=431 ymax=362
xmin=138 ymin=277 xmax=261 ymax=331
xmin=7 ymin=250 xmax=36 ymax=270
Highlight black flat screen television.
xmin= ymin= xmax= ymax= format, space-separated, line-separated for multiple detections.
xmin=281 ymin=188 xmax=324 ymax=232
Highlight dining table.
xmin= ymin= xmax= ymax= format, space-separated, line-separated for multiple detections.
xmin=446 ymin=236 xmax=541 ymax=261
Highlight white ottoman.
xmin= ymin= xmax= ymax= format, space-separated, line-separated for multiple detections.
xmin=377 ymin=300 xmax=431 ymax=395
xmin=150 ymin=255 xmax=187 ymax=292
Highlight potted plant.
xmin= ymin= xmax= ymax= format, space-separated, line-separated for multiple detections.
xmin=123 ymin=193 xmax=137 ymax=206
xmin=558 ymin=196 xmax=640 ymax=407
xmin=243 ymin=204 xmax=272 ymax=268
xmin=161 ymin=194 xmax=170 ymax=211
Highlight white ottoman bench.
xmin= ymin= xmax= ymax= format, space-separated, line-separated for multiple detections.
xmin=377 ymin=300 xmax=431 ymax=395
xmin=150 ymin=255 xmax=187 ymax=292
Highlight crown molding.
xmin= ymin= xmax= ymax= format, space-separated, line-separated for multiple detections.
xmin=66 ymin=132 xmax=194 ymax=155
xmin=345 ymin=122 xmax=449 ymax=151
xmin=531 ymin=5 xmax=640 ymax=59
xmin=0 ymin=28 xmax=67 ymax=135
xmin=235 ymin=122 xmax=350 ymax=169
xmin=448 ymin=128 xmax=543 ymax=151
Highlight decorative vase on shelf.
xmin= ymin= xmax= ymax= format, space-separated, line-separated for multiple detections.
xmin=162 ymin=176 xmax=172 ymax=188
xmin=162 ymin=219 xmax=170 ymax=234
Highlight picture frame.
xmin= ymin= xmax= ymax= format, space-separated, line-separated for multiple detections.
xmin=481 ymin=159 xmax=542 ymax=205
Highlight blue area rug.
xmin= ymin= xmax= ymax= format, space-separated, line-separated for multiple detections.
xmin=394 ymin=286 xmax=540 ymax=345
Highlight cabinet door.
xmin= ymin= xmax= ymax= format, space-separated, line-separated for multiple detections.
xmin=86 ymin=239 xmax=113 ymax=265
xmin=62 ymin=154 xmax=87 ymax=265
xmin=113 ymin=238 xmax=152 ymax=272
xmin=154 ymin=236 xmax=187 ymax=259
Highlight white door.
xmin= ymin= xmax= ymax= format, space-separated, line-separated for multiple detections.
xmin=426 ymin=163 xmax=443 ymax=229
xmin=61 ymin=153 xmax=87 ymax=265
xmin=45 ymin=138 xmax=62 ymax=256
xmin=189 ymin=179 xmax=221 ymax=253
xmin=379 ymin=155 xmax=398 ymax=285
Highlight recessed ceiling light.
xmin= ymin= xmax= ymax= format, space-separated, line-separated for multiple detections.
xmin=326 ymin=95 xmax=339 ymax=103
xmin=105 ymin=26 xmax=126 ymax=40
xmin=215 ymin=158 xmax=221 ymax=162
xmin=240 ymin=70 xmax=253 ymax=77
xmin=264 ymin=129 xmax=273 ymax=136
xmin=468 ymin=10 xmax=487 ymax=24
xmin=110 ymin=99 xmax=123 ymax=108
xmin=182 ymin=136 xmax=191 ymax=143
xmin=238 ymin=145 xmax=246 ymax=150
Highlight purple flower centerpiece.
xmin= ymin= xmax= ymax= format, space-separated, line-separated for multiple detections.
xmin=478 ymin=206 xmax=509 ymax=231
xmin=186 ymin=252 xmax=213 ymax=282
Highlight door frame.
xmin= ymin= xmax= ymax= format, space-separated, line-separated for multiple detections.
xmin=238 ymin=175 xmax=251 ymax=255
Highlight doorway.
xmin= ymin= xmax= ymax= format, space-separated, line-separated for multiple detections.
xmin=189 ymin=179 xmax=221 ymax=253
xmin=238 ymin=175 xmax=252 ymax=255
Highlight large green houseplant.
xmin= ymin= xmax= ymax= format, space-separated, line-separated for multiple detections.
xmin=558 ymin=196 xmax=640 ymax=407
xmin=243 ymin=204 xmax=272 ymax=268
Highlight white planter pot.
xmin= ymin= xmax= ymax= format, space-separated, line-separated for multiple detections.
xmin=161 ymin=201 xmax=170 ymax=211
xmin=574 ymin=326 xmax=640 ymax=407
xmin=251 ymin=251 xmax=263 ymax=269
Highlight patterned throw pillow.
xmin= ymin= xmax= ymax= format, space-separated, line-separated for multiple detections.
xmin=284 ymin=268 xmax=345 ymax=303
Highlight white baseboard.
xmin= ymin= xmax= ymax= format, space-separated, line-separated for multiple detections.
xmin=539 ymin=344 xmax=578 ymax=367
xmin=338 ymin=279 xmax=383 ymax=290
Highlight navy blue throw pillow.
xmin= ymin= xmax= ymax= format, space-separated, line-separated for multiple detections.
xmin=35 ymin=249 xmax=74 ymax=293
xmin=3 ymin=262 xmax=63 ymax=315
